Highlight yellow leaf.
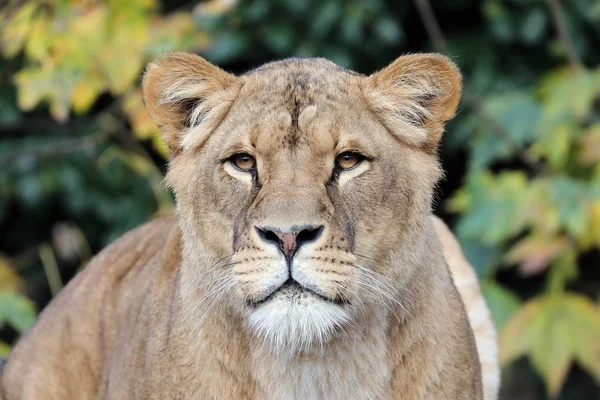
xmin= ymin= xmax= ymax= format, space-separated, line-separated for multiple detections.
xmin=0 ymin=340 xmax=10 ymax=358
xmin=49 ymin=93 xmax=70 ymax=122
xmin=151 ymin=134 xmax=169 ymax=159
xmin=0 ymin=3 xmax=39 ymax=57
xmin=13 ymin=66 xmax=52 ymax=111
xmin=531 ymin=122 xmax=573 ymax=169
xmin=71 ymin=74 xmax=105 ymax=114
xmin=123 ymin=91 xmax=153 ymax=138
xmin=122 ymin=90 xmax=167 ymax=157
xmin=0 ymin=255 xmax=22 ymax=291
xmin=500 ymin=296 xmax=547 ymax=365
xmin=588 ymin=201 xmax=600 ymax=248
xmin=501 ymin=294 xmax=600 ymax=397
xmin=563 ymin=295 xmax=600 ymax=383
xmin=98 ymin=7 xmax=149 ymax=94
xmin=194 ymin=0 xmax=238 ymax=16
xmin=24 ymin=10 xmax=51 ymax=60
xmin=579 ymin=124 xmax=600 ymax=166
xmin=529 ymin=298 xmax=571 ymax=397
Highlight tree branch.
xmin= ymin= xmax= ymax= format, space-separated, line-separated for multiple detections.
xmin=413 ymin=0 xmax=541 ymax=172
xmin=546 ymin=0 xmax=583 ymax=69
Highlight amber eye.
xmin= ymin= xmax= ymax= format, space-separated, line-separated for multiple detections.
xmin=230 ymin=153 xmax=256 ymax=172
xmin=336 ymin=152 xmax=363 ymax=170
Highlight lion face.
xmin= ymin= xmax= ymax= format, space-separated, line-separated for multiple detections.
xmin=143 ymin=53 xmax=461 ymax=352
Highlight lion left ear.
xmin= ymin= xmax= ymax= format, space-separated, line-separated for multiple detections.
xmin=142 ymin=52 xmax=241 ymax=157
xmin=365 ymin=53 xmax=462 ymax=150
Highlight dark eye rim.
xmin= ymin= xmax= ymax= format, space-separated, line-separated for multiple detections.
xmin=335 ymin=151 xmax=366 ymax=171
xmin=228 ymin=153 xmax=257 ymax=172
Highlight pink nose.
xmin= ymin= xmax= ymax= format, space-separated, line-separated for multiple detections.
xmin=256 ymin=225 xmax=324 ymax=262
xmin=275 ymin=232 xmax=299 ymax=259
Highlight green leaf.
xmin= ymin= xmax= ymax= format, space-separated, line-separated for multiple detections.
xmin=470 ymin=91 xmax=540 ymax=169
xmin=0 ymin=289 xmax=36 ymax=334
xmin=538 ymin=67 xmax=600 ymax=132
xmin=451 ymin=171 xmax=531 ymax=244
xmin=481 ymin=281 xmax=521 ymax=332
xmin=520 ymin=8 xmax=547 ymax=45
xmin=310 ymin=2 xmax=341 ymax=37
xmin=460 ymin=240 xmax=503 ymax=278
xmin=0 ymin=340 xmax=11 ymax=358
xmin=206 ymin=31 xmax=250 ymax=63
xmin=262 ymin=23 xmax=295 ymax=54
xmin=373 ymin=17 xmax=402 ymax=44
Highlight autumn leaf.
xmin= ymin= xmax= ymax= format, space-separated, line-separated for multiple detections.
xmin=0 ymin=255 xmax=22 ymax=291
xmin=507 ymin=235 xmax=571 ymax=276
xmin=501 ymin=294 xmax=600 ymax=397
xmin=579 ymin=124 xmax=600 ymax=166
xmin=0 ymin=3 xmax=39 ymax=57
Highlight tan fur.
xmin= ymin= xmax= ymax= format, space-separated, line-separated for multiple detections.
xmin=433 ymin=216 xmax=500 ymax=400
xmin=1 ymin=53 xmax=497 ymax=400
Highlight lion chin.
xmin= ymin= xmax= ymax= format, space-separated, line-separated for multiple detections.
xmin=248 ymin=281 xmax=350 ymax=354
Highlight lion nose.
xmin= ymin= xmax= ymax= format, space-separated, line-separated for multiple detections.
xmin=256 ymin=225 xmax=324 ymax=261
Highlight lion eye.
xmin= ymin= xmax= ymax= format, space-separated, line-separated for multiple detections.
xmin=336 ymin=152 xmax=363 ymax=170
xmin=230 ymin=153 xmax=256 ymax=172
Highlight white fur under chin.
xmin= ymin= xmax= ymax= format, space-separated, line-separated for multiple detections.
xmin=248 ymin=290 xmax=350 ymax=354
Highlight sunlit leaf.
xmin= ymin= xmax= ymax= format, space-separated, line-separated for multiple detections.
xmin=501 ymin=294 xmax=600 ymax=397
xmin=579 ymin=124 xmax=600 ymax=166
xmin=0 ymin=3 xmax=39 ymax=57
xmin=0 ymin=340 xmax=10 ymax=357
xmin=507 ymin=235 xmax=571 ymax=276
xmin=0 ymin=255 xmax=22 ymax=291
xmin=450 ymin=171 xmax=531 ymax=244
xmin=0 ymin=289 xmax=36 ymax=334
xmin=71 ymin=75 xmax=105 ymax=114
xmin=538 ymin=67 xmax=600 ymax=131
xmin=24 ymin=10 xmax=51 ymax=60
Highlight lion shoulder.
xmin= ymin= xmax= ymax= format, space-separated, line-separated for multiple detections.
xmin=1 ymin=214 xmax=178 ymax=400
xmin=431 ymin=215 xmax=500 ymax=400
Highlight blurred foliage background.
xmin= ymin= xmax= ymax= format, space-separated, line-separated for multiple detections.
xmin=1 ymin=0 xmax=599 ymax=398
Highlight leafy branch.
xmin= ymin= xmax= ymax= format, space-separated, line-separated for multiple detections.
xmin=413 ymin=0 xmax=542 ymax=172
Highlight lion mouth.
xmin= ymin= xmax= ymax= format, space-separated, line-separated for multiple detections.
xmin=247 ymin=279 xmax=347 ymax=307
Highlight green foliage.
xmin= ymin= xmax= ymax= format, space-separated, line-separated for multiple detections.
xmin=0 ymin=256 xmax=36 ymax=356
xmin=450 ymin=63 xmax=600 ymax=396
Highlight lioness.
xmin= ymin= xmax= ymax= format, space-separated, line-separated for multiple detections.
xmin=1 ymin=53 xmax=498 ymax=399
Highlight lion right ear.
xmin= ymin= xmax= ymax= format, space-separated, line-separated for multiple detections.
xmin=365 ymin=53 xmax=462 ymax=151
xmin=142 ymin=52 xmax=240 ymax=156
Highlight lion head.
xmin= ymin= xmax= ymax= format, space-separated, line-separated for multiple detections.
xmin=143 ymin=52 xmax=461 ymax=353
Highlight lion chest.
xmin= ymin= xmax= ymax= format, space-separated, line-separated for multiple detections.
xmin=250 ymin=332 xmax=391 ymax=400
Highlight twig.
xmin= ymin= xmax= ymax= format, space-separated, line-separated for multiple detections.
xmin=546 ymin=0 xmax=583 ymax=69
xmin=413 ymin=0 xmax=541 ymax=172
xmin=414 ymin=0 xmax=449 ymax=54
xmin=38 ymin=244 xmax=63 ymax=297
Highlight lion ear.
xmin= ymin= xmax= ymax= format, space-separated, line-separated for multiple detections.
xmin=142 ymin=52 xmax=240 ymax=156
xmin=365 ymin=53 xmax=462 ymax=150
